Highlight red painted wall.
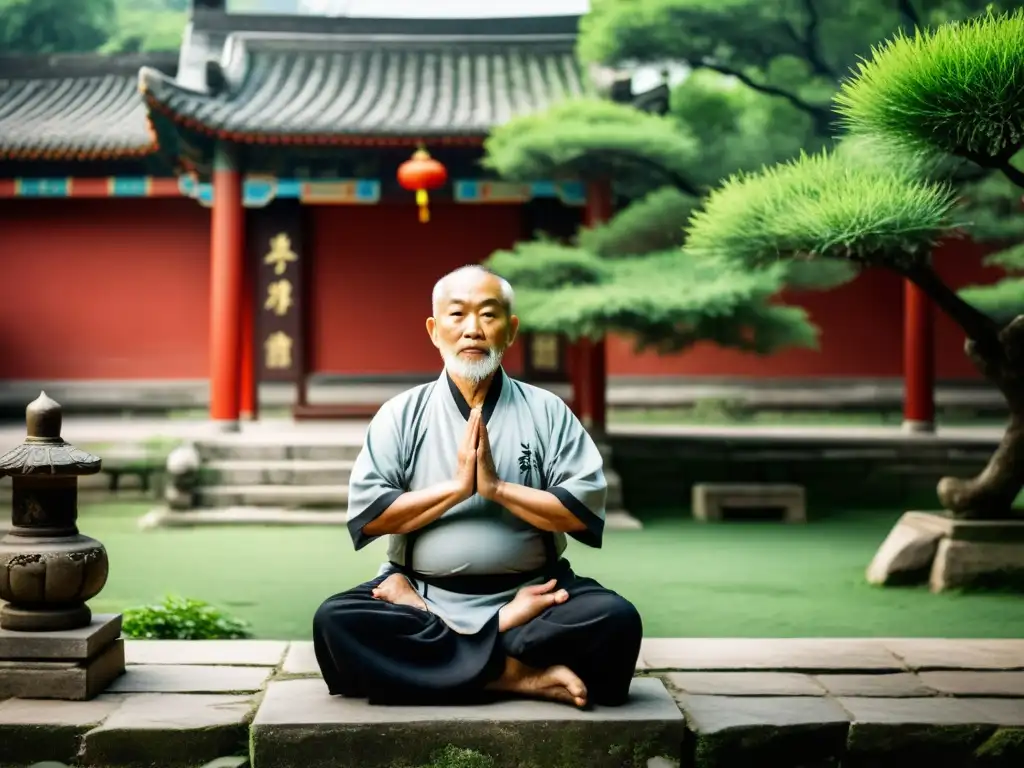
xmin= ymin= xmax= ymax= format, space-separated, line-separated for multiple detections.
xmin=309 ymin=202 xmax=525 ymax=375
xmin=606 ymin=239 xmax=1006 ymax=379
xmin=0 ymin=198 xmax=210 ymax=380
xmin=0 ymin=199 xmax=1006 ymax=383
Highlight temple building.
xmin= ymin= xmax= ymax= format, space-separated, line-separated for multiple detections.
xmin=0 ymin=1 xmax=1003 ymax=427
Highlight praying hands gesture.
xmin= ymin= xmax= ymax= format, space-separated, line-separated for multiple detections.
xmin=452 ymin=407 xmax=503 ymax=502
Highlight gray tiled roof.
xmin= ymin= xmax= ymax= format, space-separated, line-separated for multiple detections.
xmin=0 ymin=55 xmax=176 ymax=159
xmin=140 ymin=34 xmax=590 ymax=139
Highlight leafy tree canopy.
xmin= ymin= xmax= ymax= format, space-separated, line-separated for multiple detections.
xmin=0 ymin=0 xmax=115 ymax=54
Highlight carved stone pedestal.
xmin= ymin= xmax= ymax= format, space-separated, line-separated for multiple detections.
xmin=0 ymin=393 xmax=125 ymax=699
xmin=0 ymin=614 xmax=124 ymax=699
xmin=866 ymin=511 xmax=1024 ymax=592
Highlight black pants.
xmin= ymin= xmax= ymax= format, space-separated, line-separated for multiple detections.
xmin=312 ymin=565 xmax=643 ymax=707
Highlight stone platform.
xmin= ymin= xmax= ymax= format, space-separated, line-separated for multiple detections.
xmin=1 ymin=638 xmax=1023 ymax=767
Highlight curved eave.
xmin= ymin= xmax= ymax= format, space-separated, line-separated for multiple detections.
xmin=138 ymin=65 xmax=485 ymax=148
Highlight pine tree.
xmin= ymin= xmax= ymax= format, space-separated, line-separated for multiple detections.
xmin=683 ymin=10 xmax=1024 ymax=519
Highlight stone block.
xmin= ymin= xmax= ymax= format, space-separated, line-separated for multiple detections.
xmin=108 ymin=664 xmax=272 ymax=694
xmin=0 ymin=613 xmax=122 ymax=660
xmin=865 ymin=511 xmax=946 ymax=586
xmin=930 ymin=537 xmax=1024 ymax=592
xmin=250 ymin=677 xmax=686 ymax=768
xmin=124 ymin=639 xmax=287 ymax=667
xmin=917 ymin=671 xmax=1024 ymax=698
xmin=0 ymin=638 xmax=125 ymax=700
xmin=675 ymin=694 xmax=850 ymax=768
xmin=81 ymin=693 xmax=254 ymax=768
xmin=691 ymin=483 xmax=805 ymax=523
xmin=882 ymin=639 xmax=1024 ymax=671
xmin=280 ymin=641 xmax=318 ymax=675
xmin=666 ymin=672 xmax=824 ymax=696
xmin=640 ymin=638 xmax=904 ymax=672
xmin=813 ymin=673 xmax=937 ymax=698
xmin=0 ymin=694 xmax=123 ymax=766
xmin=838 ymin=696 xmax=1019 ymax=768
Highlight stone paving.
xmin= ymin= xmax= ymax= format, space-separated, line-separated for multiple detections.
xmin=2 ymin=637 xmax=1023 ymax=767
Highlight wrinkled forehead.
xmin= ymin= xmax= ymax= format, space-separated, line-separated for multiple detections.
xmin=438 ymin=271 xmax=506 ymax=309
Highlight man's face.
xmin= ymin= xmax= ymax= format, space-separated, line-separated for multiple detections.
xmin=426 ymin=272 xmax=519 ymax=383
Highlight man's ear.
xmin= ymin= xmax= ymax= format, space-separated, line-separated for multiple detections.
xmin=426 ymin=316 xmax=440 ymax=349
xmin=507 ymin=315 xmax=520 ymax=345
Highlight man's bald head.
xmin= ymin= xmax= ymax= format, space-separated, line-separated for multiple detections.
xmin=431 ymin=265 xmax=515 ymax=317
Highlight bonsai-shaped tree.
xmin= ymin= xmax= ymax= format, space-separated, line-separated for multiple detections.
xmin=683 ymin=9 xmax=1024 ymax=519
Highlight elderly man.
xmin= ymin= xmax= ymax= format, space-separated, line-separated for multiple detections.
xmin=313 ymin=265 xmax=642 ymax=709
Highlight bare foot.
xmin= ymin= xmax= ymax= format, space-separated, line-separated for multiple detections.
xmin=372 ymin=573 xmax=428 ymax=612
xmin=498 ymin=579 xmax=569 ymax=632
xmin=487 ymin=657 xmax=587 ymax=708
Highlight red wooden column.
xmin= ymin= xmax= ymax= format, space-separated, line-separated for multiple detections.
xmin=208 ymin=143 xmax=245 ymax=430
xmin=239 ymin=239 xmax=258 ymax=422
xmin=903 ymin=278 xmax=935 ymax=432
xmin=571 ymin=179 xmax=614 ymax=434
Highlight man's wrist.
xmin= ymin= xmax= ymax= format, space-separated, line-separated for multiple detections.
xmin=490 ymin=479 xmax=512 ymax=504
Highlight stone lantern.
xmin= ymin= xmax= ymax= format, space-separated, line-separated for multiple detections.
xmin=0 ymin=393 xmax=125 ymax=700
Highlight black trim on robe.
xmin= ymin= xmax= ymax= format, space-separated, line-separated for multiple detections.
xmin=446 ymin=368 xmax=504 ymax=424
xmin=549 ymin=487 xmax=604 ymax=548
xmin=348 ymin=489 xmax=404 ymax=550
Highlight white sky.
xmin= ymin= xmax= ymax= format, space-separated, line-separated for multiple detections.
xmin=300 ymin=0 xmax=591 ymax=16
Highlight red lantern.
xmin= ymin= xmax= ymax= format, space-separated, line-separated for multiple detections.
xmin=397 ymin=147 xmax=448 ymax=223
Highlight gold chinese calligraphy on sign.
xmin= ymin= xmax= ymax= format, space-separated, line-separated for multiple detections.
xmin=264 ymin=233 xmax=298 ymax=275
xmin=264 ymin=331 xmax=293 ymax=369
xmin=264 ymin=279 xmax=293 ymax=316
xmin=251 ymin=205 xmax=305 ymax=383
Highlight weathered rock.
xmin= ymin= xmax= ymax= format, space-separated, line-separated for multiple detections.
xmin=107 ymin=664 xmax=272 ymax=694
xmin=0 ymin=637 xmax=125 ymax=700
xmin=640 ymin=638 xmax=903 ymax=672
xmin=666 ymin=672 xmax=824 ymax=696
xmin=251 ymin=677 xmax=685 ymax=768
xmin=0 ymin=693 xmax=123 ymax=766
xmin=838 ymin=696 xmax=1023 ymax=768
xmin=930 ymin=537 xmax=1024 ymax=592
xmin=674 ymin=694 xmax=849 ymax=768
xmin=865 ymin=512 xmax=946 ymax=586
xmin=123 ymin=639 xmax=287 ymax=667
xmin=81 ymin=693 xmax=254 ymax=767
xmin=813 ymin=673 xmax=936 ymax=698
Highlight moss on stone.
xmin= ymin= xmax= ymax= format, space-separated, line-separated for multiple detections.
xmin=417 ymin=745 xmax=496 ymax=768
xmin=974 ymin=727 xmax=1024 ymax=766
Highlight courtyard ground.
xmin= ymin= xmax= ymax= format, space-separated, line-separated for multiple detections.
xmin=81 ymin=503 xmax=1024 ymax=642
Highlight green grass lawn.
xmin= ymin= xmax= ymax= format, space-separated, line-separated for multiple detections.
xmin=80 ymin=503 xmax=1023 ymax=641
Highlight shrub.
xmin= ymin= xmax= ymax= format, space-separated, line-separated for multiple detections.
xmin=122 ymin=595 xmax=253 ymax=640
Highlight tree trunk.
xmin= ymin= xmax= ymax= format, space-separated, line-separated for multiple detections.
xmin=937 ymin=315 xmax=1024 ymax=519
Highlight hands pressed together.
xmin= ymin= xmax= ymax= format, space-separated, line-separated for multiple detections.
xmin=454 ymin=408 xmax=502 ymax=502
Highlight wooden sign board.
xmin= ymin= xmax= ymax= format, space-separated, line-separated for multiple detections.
xmin=249 ymin=201 xmax=306 ymax=383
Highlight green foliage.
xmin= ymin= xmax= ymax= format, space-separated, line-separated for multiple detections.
xmin=488 ymin=242 xmax=819 ymax=353
xmin=104 ymin=1 xmax=186 ymax=53
xmin=483 ymin=98 xmax=700 ymax=194
xmin=418 ymin=746 xmax=495 ymax=768
xmin=0 ymin=0 xmax=115 ymax=53
xmin=835 ymin=8 xmax=1024 ymax=161
xmin=577 ymin=187 xmax=695 ymax=257
xmin=684 ymin=146 xmax=962 ymax=270
xmin=122 ymin=595 xmax=253 ymax=640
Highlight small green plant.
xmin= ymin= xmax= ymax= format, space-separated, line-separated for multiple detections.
xmin=122 ymin=595 xmax=253 ymax=640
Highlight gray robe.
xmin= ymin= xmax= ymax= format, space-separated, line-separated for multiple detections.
xmin=346 ymin=368 xmax=607 ymax=634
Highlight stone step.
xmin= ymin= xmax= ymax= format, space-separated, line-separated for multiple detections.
xmin=194 ymin=484 xmax=349 ymax=509
xmin=200 ymin=459 xmax=355 ymax=487
xmin=194 ymin=441 xmax=362 ymax=463
xmin=251 ymin=677 xmax=685 ymax=768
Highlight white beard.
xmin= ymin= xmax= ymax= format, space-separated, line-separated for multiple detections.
xmin=442 ymin=346 xmax=504 ymax=384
